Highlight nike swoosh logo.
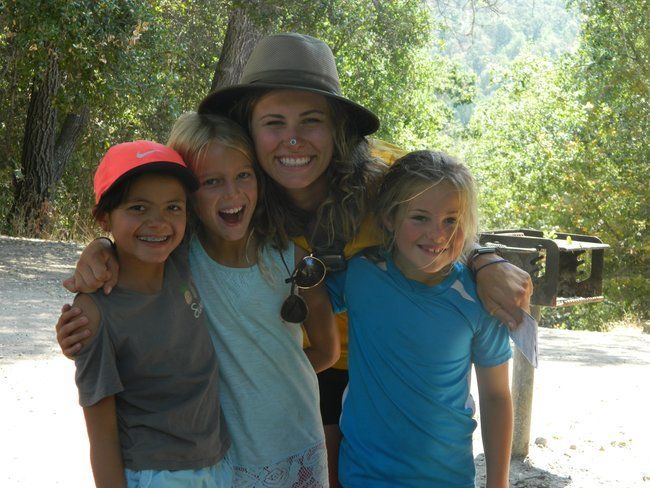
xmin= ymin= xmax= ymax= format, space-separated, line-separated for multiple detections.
xmin=136 ymin=149 xmax=160 ymax=158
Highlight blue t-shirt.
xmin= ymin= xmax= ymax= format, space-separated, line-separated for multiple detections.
xmin=327 ymin=253 xmax=512 ymax=488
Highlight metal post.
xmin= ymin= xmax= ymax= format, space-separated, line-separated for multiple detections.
xmin=510 ymin=305 xmax=541 ymax=458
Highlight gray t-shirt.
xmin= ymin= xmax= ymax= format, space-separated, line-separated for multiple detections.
xmin=74 ymin=249 xmax=229 ymax=471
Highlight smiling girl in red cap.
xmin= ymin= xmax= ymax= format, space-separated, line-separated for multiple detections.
xmin=72 ymin=141 xmax=232 ymax=487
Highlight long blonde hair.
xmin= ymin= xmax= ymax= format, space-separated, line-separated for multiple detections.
xmin=167 ymin=112 xmax=282 ymax=252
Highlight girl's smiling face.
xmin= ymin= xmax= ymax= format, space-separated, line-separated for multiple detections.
xmin=387 ymin=181 xmax=465 ymax=286
xmin=99 ymin=173 xmax=187 ymax=266
xmin=191 ymin=142 xmax=257 ymax=246
xmin=250 ymin=89 xmax=334 ymax=203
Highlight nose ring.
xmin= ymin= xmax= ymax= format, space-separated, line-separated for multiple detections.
xmin=289 ymin=138 xmax=297 ymax=146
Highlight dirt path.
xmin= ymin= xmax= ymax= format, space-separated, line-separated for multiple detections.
xmin=1 ymin=235 xmax=649 ymax=487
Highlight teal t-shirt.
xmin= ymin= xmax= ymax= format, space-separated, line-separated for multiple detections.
xmin=327 ymin=254 xmax=512 ymax=488
xmin=189 ymin=237 xmax=327 ymax=486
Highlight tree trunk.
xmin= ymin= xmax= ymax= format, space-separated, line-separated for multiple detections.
xmin=5 ymin=52 xmax=88 ymax=237
xmin=53 ymin=108 xmax=90 ymax=183
xmin=210 ymin=7 xmax=265 ymax=92
xmin=0 ymin=38 xmax=20 ymax=171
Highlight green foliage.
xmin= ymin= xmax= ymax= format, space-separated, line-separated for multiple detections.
xmin=2 ymin=0 xmax=462 ymax=242
xmin=2 ymin=0 xmax=151 ymax=108
xmin=0 ymin=0 xmax=159 ymax=233
xmin=0 ymin=166 xmax=14 ymax=227
xmin=435 ymin=0 xmax=581 ymax=95
xmin=114 ymin=1 xmax=231 ymax=139
xmin=2 ymin=0 xmax=645 ymax=330
xmin=459 ymin=0 xmax=649 ymax=329
xmin=1 ymin=0 xmax=232 ymax=239
xmin=566 ymin=0 xmax=649 ymax=327
xmin=571 ymin=0 xmax=649 ymax=264
xmin=462 ymin=53 xmax=586 ymax=230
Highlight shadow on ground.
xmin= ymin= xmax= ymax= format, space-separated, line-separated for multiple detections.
xmin=0 ymin=236 xmax=82 ymax=365
xmin=475 ymin=454 xmax=572 ymax=488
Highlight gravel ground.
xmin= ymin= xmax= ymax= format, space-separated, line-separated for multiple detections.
xmin=1 ymin=234 xmax=649 ymax=487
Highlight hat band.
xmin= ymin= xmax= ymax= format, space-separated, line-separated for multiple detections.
xmin=243 ymin=69 xmax=342 ymax=96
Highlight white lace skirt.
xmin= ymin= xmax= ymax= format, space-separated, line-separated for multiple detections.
xmin=232 ymin=441 xmax=328 ymax=488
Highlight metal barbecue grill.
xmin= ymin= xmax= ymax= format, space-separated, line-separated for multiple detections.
xmin=478 ymin=229 xmax=610 ymax=457
xmin=479 ymin=229 xmax=609 ymax=307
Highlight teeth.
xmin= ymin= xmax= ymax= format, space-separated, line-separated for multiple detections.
xmin=139 ymin=236 xmax=168 ymax=242
xmin=220 ymin=206 xmax=243 ymax=214
xmin=279 ymin=157 xmax=310 ymax=167
xmin=421 ymin=246 xmax=446 ymax=253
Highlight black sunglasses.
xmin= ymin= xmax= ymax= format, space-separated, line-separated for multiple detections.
xmin=279 ymin=254 xmax=327 ymax=323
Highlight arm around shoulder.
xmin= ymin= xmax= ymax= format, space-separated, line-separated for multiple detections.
xmin=473 ymin=250 xmax=533 ymax=329
xmin=71 ymin=293 xmax=102 ymax=350
xmin=63 ymin=237 xmax=120 ymax=294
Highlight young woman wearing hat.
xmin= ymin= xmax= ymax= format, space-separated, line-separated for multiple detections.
xmin=57 ymin=33 xmax=532 ymax=487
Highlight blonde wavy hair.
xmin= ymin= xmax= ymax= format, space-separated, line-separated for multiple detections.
xmin=166 ymin=112 xmax=283 ymax=253
xmin=375 ymin=150 xmax=478 ymax=259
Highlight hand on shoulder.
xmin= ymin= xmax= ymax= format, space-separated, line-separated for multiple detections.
xmin=70 ymin=294 xmax=102 ymax=349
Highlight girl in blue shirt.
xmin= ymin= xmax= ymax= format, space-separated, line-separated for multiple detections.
xmin=327 ymin=150 xmax=513 ymax=488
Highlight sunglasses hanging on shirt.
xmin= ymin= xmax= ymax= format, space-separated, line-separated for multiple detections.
xmin=279 ymin=253 xmax=327 ymax=323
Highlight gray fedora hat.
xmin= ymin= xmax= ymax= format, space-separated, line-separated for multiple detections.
xmin=198 ymin=33 xmax=380 ymax=136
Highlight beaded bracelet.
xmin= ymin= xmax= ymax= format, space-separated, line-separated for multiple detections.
xmin=473 ymin=257 xmax=509 ymax=277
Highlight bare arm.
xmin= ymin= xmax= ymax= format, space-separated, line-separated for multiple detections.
xmin=476 ymin=362 xmax=513 ymax=488
xmin=296 ymin=247 xmax=340 ymax=372
xmin=472 ymin=252 xmax=533 ymax=329
xmin=83 ymin=396 xmax=125 ymax=488
xmin=56 ymin=304 xmax=91 ymax=357
xmin=57 ymin=238 xmax=119 ymax=357
xmin=56 ymin=291 xmax=101 ymax=358
xmin=72 ymin=294 xmax=124 ymax=486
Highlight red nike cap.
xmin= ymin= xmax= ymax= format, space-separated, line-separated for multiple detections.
xmin=93 ymin=140 xmax=198 ymax=204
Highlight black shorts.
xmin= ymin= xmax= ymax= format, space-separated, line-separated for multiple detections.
xmin=317 ymin=367 xmax=349 ymax=426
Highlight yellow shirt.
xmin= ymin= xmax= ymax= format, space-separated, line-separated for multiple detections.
xmin=295 ymin=215 xmax=383 ymax=370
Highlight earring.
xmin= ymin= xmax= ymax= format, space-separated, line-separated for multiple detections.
xmin=289 ymin=138 xmax=297 ymax=146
